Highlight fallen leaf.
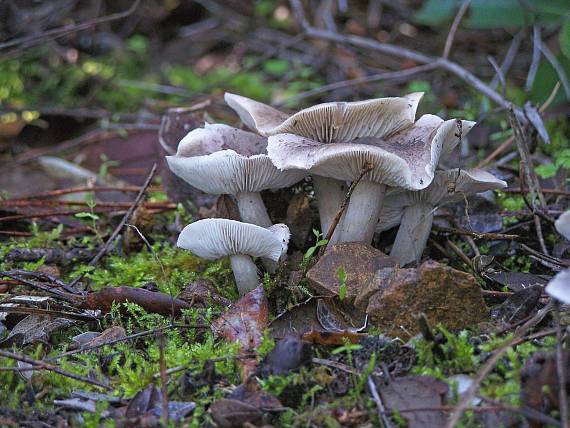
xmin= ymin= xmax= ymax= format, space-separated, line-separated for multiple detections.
xmin=209 ymin=399 xmax=262 ymax=428
xmin=484 ymin=271 xmax=548 ymax=292
xmin=0 ymin=314 xmax=74 ymax=347
xmin=177 ymin=279 xmax=231 ymax=308
xmin=302 ymin=330 xmax=363 ymax=345
xmin=491 ymin=284 xmax=542 ymax=323
xmin=125 ymin=384 xmax=195 ymax=422
xmin=378 ymin=376 xmax=449 ymax=428
xmin=259 ymin=335 xmax=312 ymax=376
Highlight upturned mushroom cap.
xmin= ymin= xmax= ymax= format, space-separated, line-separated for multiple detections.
xmin=166 ymin=124 xmax=305 ymax=194
xmin=225 ymin=92 xmax=423 ymax=143
xmin=545 ymin=269 xmax=570 ymax=304
xmin=555 ymin=210 xmax=570 ymax=241
xmin=267 ymin=113 xmax=471 ymax=191
xmin=376 ymin=168 xmax=507 ymax=232
xmin=177 ymin=219 xmax=290 ymax=261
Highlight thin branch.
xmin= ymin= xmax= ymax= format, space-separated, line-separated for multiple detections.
xmin=66 ymin=163 xmax=158 ymax=289
xmin=0 ymin=0 xmax=141 ymax=53
xmin=0 ymin=349 xmax=111 ymax=390
xmin=367 ymin=376 xmax=392 ymax=428
xmin=288 ymin=0 xmax=528 ymax=124
xmin=442 ymin=0 xmax=471 ymax=59
xmin=539 ymin=43 xmax=570 ymax=99
xmin=277 ymin=64 xmax=437 ymax=106
xmin=432 ymin=225 xmax=520 ymax=241
xmin=525 ymin=26 xmax=542 ymax=92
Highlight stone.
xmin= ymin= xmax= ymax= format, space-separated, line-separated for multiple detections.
xmin=366 ymin=260 xmax=488 ymax=337
xmin=307 ymin=243 xmax=395 ymax=302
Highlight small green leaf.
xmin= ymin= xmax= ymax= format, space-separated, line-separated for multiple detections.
xmin=337 ymin=266 xmax=347 ymax=300
xmin=535 ymin=164 xmax=558 ymax=179
xmin=75 ymin=212 xmax=100 ymax=221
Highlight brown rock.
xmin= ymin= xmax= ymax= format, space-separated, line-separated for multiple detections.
xmin=366 ymin=260 xmax=488 ymax=337
xmin=307 ymin=243 xmax=395 ymax=301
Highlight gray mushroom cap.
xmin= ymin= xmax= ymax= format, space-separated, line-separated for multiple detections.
xmin=177 ymin=219 xmax=290 ymax=261
xmin=267 ymin=114 xmax=474 ymax=191
xmin=166 ymin=124 xmax=305 ymax=195
xmin=376 ymin=168 xmax=507 ymax=232
xmin=225 ymin=92 xmax=423 ymax=143
xmin=545 ymin=211 xmax=570 ymax=304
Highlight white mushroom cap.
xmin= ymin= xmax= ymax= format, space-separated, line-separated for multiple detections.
xmin=376 ymin=168 xmax=507 ymax=232
xmin=555 ymin=210 xmax=570 ymax=241
xmin=177 ymin=219 xmax=290 ymax=261
xmin=545 ymin=269 xmax=570 ymax=304
xmin=225 ymin=92 xmax=423 ymax=143
xmin=166 ymin=124 xmax=305 ymax=195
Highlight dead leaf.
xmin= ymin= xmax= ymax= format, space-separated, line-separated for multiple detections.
xmin=0 ymin=314 xmax=74 ymax=347
xmin=378 ymin=376 xmax=449 ymax=428
xmin=177 ymin=279 xmax=231 ymax=308
xmin=302 ymin=330 xmax=363 ymax=345
xmin=491 ymin=284 xmax=542 ymax=323
xmin=211 ymin=285 xmax=268 ymax=350
xmin=209 ymin=399 xmax=262 ymax=428
xmin=83 ymin=326 xmax=127 ymax=348
xmin=125 ymin=384 xmax=195 ymax=423
xmin=484 ymin=271 xmax=548 ymax=292
xmin=286 ymin=192 xmax=313 ymax=248
xmin=260 ymin=335 xmax=312 ymax=376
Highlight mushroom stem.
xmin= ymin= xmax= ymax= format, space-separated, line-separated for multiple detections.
xmin=229 ymin=254 xmax=260 ymax=295
xmin=313 ymin=175 xmax=347 ymax=239
xmin=335 ymin=181 xmax=386 ymax=244
xmin=390 ymin=202 xmax=434 ymax=266
xmin=235 ymin=192 xmax=272 ymax=228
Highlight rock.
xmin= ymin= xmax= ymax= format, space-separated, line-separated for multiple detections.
xmin=307 ymin=243 xmax=395 ymax=301
xmin=365 ymin=260 xmax=488 ymax=337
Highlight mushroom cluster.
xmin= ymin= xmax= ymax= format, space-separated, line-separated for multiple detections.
xmin=167 ymin=92 xmax=507 ymax=294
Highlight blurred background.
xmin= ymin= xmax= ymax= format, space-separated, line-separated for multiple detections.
xmin=0 ymin=0 xmax=568 ymax=199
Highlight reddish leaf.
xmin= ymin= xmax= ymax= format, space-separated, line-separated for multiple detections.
xmin=302 ymin=330 xmax=363 ymax=345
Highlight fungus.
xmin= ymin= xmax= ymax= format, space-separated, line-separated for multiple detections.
xmin=267 ymin=115 xmax=475 ymax=244
xmin=166 ymin=123 xmax=305 ymax=228
xmin=545 ymin=211 xmax=570 ymax=303
xmin=225 ymin=92 xmax=423 ymax=235
xmin=177 ymin=219 xmax=290 ymax=295
xmin=378 ymin=168 xmax=506 ymax=266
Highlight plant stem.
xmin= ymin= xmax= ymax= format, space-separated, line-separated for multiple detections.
xmin=229 ymin=254 xmax=260 ymax=295
xmin=235 ymin=192 xmax=272 ymax=227
xmin=390 ymin=203 xmax=434 ymax=266
xmin=335 ymin=181 xmax=386 ymax=244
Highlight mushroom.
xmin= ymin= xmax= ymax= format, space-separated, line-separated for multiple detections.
xmin=225 ymin=92 xmax=423 ymax=235
xmin=177 ymin=219 xmax=290 ymax=295
xmin=166 ymin=123 xmax=305 ymax=228
xmin=545 ymin=211 xmax=570 ymax=303
xmin=267 ymin=114 xmax=475 ymax=244
xmin=377 ymin=168 xmax=506 ymax=266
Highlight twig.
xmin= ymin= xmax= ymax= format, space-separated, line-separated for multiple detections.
xmin=490 ymin=30 xmax=523 ymax=90
xmin=288 ymin=0 xmax=529 ymax=125
xmin=554 ymin=302 xmax=569 ymax=428
xmin=0 ymin=271 xmax=81 ymax=304
xmin=0 ymin=0 xmax=141 ymax=53
xmin=320 ymin=162 xmax=374 ymax=252
xmin=367 ymin=376 xmax=392 ymax=428
xmin=503 ymin=187 xmax=570 ymax=197
xmin=445 ymin=301 xmax=554 ymax=427
xmin=277 ymin=64 xmax=437 ymax=106
xmin=442 ymin=0 xmax=471 ymax=59
xmin=432 ymin=226 xmax=520 ymax=241
xmin=446 ymin=239 xmax=473 ymax=268
xmin=0 ymin=349 xmax=111 ymax=390
xmin=0 ymin=306 xmax=97 ymax=322
xmin=66 ymin=164 xmax=157 ymax=289
xmin=525 ymin=26 xmax=542 ymax=92
xmin=158 ymin=332 xmax=169 ymax=427
xmin=540 ymin=44 xmax=570 ymax=99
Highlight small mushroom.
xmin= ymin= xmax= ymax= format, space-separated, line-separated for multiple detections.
xmin=267 ymin=115 xmax=475 ymax=244
xmin=545 ymin=210 xmax=570 ymax=303
xmin=378 ymin=168 xmax=506 ymax=266
xmin=166 ymin=123 xmax=305 ymax=227
xmin=177 ymin=219 xmax=290 ymax=295
xmin=225 ymin=92 xmax=424 ymax=235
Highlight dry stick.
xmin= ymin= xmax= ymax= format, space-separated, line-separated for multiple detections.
xmin=0 ymin=271 xmax=81 ymax=304
xmin=507 ymin=106 xmax=549 ymax=255
xmin=0 ymin=349 xmax=111 ymax=390
xmin=445 ymin=301 xmax=554 ymax=428
xmin=278 ymin=64 xmax=437 ymax=106
xmin=0 ymin=200 xmax=175 ymax=209
xmin=159 ymin=332 xmax=169 ymax=427
xmin=66 ymin=163 xmax=158 ymax=289
xmin=526 ymin=26 xmax=542 ymax=91
xmin=288 ymin=0 xmax=528 ymax=124
xmin=503 ymin=187 xmax=570 ymax=196
xmin=21 ymin=186 xmax=158 ymax=199
xmin=0 ymin=306 xmax=98 ymax=322
xmin=554 ymin=302 xmax=570 ymax=428
xmin=320 ymin=162 xmax=374 ymax=252
xmin=0 ymin=0 xmax=141 ymax=52
xmin=367 ymin=375 xmax=392 ymax=428
xmin=442 ymin=0 xmax=472 ymax=59
xmin=432 ymin=225 xmax=520 ymax=241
